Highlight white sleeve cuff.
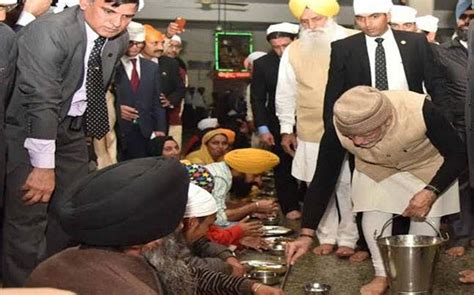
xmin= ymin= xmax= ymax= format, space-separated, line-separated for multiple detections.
xmin=24 ymin=138 xmax=56 ymax=169
xmin=280 ymin=125 xmax=294 ymax=135
xmin=16 ymin=11 xmax=36 ymax=27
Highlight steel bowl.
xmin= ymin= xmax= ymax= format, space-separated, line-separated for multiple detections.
xmin=262 ymin=215 xmax=280 ymax=226
xmin=303 ymin=282 xmax=331 ymax=294
xmin=269 ymin=241 xmax=286 ymax=256
xmin=246 ymin=270 xmax=281 ymax=286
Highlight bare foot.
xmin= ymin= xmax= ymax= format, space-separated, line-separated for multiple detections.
xmin=285 ymin=210 xmax=302 ymax=220
xmin=335 ymin=246 xmax=355 ymax=258
xmin=312 ymin=244 xmax=335 ymax=255
xmin=360 ymin=276 xmax=389 ymax=295
xmin=470 ymin=240 xmax=474 ymax=248
xmin=350 ymin=250 xmax=370 ymax=262
xmin=459 ymin=270 xmax=474 ymax=283
xmin=446 ymin=246 xmax=465 ymax=257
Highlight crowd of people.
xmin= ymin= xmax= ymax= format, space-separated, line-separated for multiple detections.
xmin=0 ymin=0 xmax=474 ymax=294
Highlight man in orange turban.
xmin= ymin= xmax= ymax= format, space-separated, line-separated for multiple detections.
xmin=276 ymin=0 xmax=362 ymax=260
xmin=141 ymin=24 xmax=186 ymax=148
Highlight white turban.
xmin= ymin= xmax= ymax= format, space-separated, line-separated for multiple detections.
xmin=184 ymin=183 xmax=218 ymax=218
xmin=127 ymin=21 xmax=145 ymax=42
xmin=0 ymin=0 xmax=16 ymax=4
xmin=390 ymin=5 xmax=417 ymax=23
xmin=353 ymin=0 xmax=393 ymax=16
xmin=266 ymin=22 xmax=300 ymax=36
xmin=416 ymin=15 xmax=439 ymax=33
xmin=197 ymin=118 xmax=219 ymax=131
xmin=171 ymin=35 xmax=182 ymax=44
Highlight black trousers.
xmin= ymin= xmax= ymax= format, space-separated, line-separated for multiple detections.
xmin=271 ymin=133 xmax=300 ymax=214
xmin=2 ymin=117 xmax=88 ymax=286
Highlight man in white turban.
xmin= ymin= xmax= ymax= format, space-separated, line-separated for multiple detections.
xmin=276 ymin=0 xmax=361 ymax=260
xmin=389 ymin=4 xmax=417 ymax=32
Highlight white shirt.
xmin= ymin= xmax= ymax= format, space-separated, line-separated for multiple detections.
xmin=365 ymin=28 xmax=409 ymax=91
xmin=16 ymin=11 xmax=36 ymax=27
xmin=24 ymin=22 xmax=104 ymax=169
xmin=275 ymin=24 xmax=349 ymax=135
xmin=120 ymin=55 xmax=142 ymax=80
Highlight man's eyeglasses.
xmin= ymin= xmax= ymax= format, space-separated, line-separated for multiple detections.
xmin=0 ymin=3 xmax=18 ymax=12
xmin=129 ymin=41 xmax=145 ymax=47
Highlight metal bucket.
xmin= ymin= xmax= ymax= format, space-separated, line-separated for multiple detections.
xmin=375 ymin=215 xmax=448 ymax=295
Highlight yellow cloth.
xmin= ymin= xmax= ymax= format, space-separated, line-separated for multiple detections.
xmin=224 ymin=148 xmax=280 ymax=174
xmin=185 ymin=128 xmax=236 ymax=165
xmin=289 ymin=0 xmax=340 ymax=19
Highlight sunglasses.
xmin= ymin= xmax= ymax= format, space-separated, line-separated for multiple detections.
xmin=129 ymin=41 xmax=145 ymax=47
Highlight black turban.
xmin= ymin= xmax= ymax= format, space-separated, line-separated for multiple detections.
xmin=58 ymin=157 xmax=189 ymax=247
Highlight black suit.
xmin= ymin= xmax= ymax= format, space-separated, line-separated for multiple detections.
xmin=115 ymin=58 xmax=167 ymax=160
xmin=159 ymin=56 xmax=185 ymax=108
xmin=250 ymin=51 xmax=300 ymax=214
xmin=302 ymin=29 xmax=451 ymax=231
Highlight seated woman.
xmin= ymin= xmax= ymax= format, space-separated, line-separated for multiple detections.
xmin=149 ymin=136 xmax=180 ymax=159
xmin=185 ymin=128 xmax=235 ymax=164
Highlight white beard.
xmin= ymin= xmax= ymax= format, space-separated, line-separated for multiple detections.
xmin=299 ymin=19 xmax=338 ymax=54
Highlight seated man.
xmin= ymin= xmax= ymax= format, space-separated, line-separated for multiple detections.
xmin=287 ymin=86 xmax=465 ymax=295
xmin=26 ymin=157 xmax=190 ymax=294
xmin=205 ymin=148 xmax=280 ymax=227
xmin=27 ymin=158 xmax=282 ymax=295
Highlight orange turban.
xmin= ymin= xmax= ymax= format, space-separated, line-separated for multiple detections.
xmin=202 ymin=128 xmax=236 ymax=145
xmin=144 ymin=24 xmax=165 ymax=42
xmin=288 ymin=0 xmax=340 ymax=20
xmin=224 ymin=148 xmax=280 ymax=174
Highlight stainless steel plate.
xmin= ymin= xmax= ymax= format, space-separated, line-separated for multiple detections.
xmin=240 ymin=259 xmax=287 ymax=274
xmin=262 ymin=226 xmax=293 ymax=236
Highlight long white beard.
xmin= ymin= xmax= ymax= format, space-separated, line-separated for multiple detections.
xmin=299 ymin=19 xmax=338 ymax=53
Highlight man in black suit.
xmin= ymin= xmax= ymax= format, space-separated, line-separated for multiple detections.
xmin=115 ymin=21 xmax=167 ymax=160
xmin=250 ymin=22 xmax=300 ymax=219
xmin=2 ymin=0 xmax=139 ymax=286
xmin=287 ymin=0 xmax=451 ymax=294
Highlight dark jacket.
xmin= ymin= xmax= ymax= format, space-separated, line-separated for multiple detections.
xmin=250 ymin=50 xmax=281 ymax=135
xmin=115 ymin=57 xmax=167 ymax=138
xmin=433 ymin=38 xmax=468 ymax=131
xmin=466 ymin=21 xmax=474 ymax=186
xmin=159 ymin=56 xmax=185 ymax=107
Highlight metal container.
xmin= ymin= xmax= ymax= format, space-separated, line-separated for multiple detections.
xmin=262 ymin=215 xmax=280 ymax=226
xmin=246 ymin=270 xmax=281 ymax=285
xmin=303 ymin=283 xmax=331 ymax=294
xmin=269 ymin=241 xmax=286 ymax=256
xmin=375 ymin=215 xmax=448 ymax=295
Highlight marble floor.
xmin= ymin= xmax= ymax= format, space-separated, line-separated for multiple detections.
xmin=239 ymin=218 xmax=474 ymax=295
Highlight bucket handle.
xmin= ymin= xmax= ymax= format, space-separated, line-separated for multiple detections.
xmin=374 ymin=214 xmax=449 ymax=242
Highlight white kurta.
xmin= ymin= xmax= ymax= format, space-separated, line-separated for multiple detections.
xmin=275 ymin=24 xmax=350 ymax=181
xmin=352 ymin=170 xmax=460 ymax=217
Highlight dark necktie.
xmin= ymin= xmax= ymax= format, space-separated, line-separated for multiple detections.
xmin=85 ymin=36 xmax=109 ymax=139
xmin=130 ymin=58 xmax=140 ymax=92
xmin=375 ymin=37 xmax=388 ymax=91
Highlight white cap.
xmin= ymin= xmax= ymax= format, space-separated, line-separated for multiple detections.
xmin=247 ymin=51 xmax=267 ymax=65
xmin=266 ymin=22 xmax=300 ymax=36
xmin=170 ymin=35 xmax=182 ymax=44
xmin=390 ymin=5 xmax=417 ymax=23
xmin=0 ymin=0 xmax=16 ymax=4
xmin=184 ymin=183 xmax=218 ymax=218
xmin=197 ymin=118 xmax=219 ymax=131
xmin=416 ymin=15 xmax=439 ymax=33
xmin=353 ymin=0 xmax=393 ymax=16
xmin=127 ymin=21 xmax=145 ymax=42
